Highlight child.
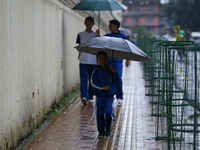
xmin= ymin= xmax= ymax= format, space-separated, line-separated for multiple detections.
xmin=91 ymin=51 xmax=121 ymax=138
xmin=76 ymin=16 xmax=100 ymax=105
xmin=104 ymin=19 xmax=129 ymax=105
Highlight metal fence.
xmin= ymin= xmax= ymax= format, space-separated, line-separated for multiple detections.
xmin=143 ymin=39 xmax=200 ymax=150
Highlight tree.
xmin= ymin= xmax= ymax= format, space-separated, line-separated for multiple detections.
xmin=161 ymin=0 xmax=200 ymax=33
xmin=131 ymin=26 xmax=148 ymax=37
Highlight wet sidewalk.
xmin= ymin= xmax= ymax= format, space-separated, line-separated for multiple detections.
xmin=17 ymin=61 xmax=162 ymax=150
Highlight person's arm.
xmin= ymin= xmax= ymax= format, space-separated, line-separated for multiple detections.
xmin=112 ymin=71 xmax=120 ymax=83
xmin=109 ymin=65 xmax=120 ymax=83
xmin=96 ymin=29 xmax=100 ymax=37
xmin=126 ymin=60 xmax=130 ymax=67
xmin=104 ymin=86 xmax=111 ymax=91
xmin=109 ymin=65 xmax=116 ymax=73
xmin=76 ymin=34 xmax=81 ymax=59
xmin=91 ymin=69 xmax=105 ymax=91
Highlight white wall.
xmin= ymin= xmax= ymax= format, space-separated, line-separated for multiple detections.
xmin=0 ymin=0 xmax=122 ymax=149
xmin=0 ymin=0 xmax=66 ymax=149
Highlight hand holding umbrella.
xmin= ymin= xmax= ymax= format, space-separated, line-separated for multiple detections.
xmin=96 ymin=29 xmax=100 ymax=37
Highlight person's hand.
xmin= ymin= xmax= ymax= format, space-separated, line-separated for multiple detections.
xmin=126 ymin=60 xmax=130 ymax=67
xmin=104 ymin=86 xmax=111 ymax=91
xmin=78 ymin=52 xmax=81 ymax=60
xmin=96 ymin=29 xmax=100 ymax=37
xmin=109 ymin=65 xmax=116 ymax=73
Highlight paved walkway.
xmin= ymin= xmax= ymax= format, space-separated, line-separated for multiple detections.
xmin=17 ymin=61 xmax=162 ymax=150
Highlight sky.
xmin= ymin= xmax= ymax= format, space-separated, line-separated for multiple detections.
xmin=160 ymin=0 xmax=169 ymax=4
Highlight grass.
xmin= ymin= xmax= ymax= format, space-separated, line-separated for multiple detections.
xmin=32 ymin=87 xmax=80 ymax=132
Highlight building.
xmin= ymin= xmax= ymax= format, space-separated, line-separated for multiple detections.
xmin=122 ymin=0 xmax=161 ymax=34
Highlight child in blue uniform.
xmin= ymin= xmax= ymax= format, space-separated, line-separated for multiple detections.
xmin=91 ymin=51 xmax=121 ymax=137
xmin=105 ymin=19 xmax=130 ymax=105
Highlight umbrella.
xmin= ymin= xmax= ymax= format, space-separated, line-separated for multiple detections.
xmin=129 ymin=37 xmax=136 ymax=43
xmin=119 ymin=27 xmax=131 ymax=36
xmin=74 ymin=36 xmax=150 ymax=61
xmin=72 ymin=0 xmax=127 ymax=28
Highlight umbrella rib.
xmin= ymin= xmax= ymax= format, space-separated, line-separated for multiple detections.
xmin=106 ymin=0 xmax=113 ymax=10
xmin=124 ymin=39 xmax=131 ymax=54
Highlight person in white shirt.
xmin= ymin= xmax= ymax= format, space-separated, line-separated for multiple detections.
xmin=76 ymin=16 xmax=100 ymax=105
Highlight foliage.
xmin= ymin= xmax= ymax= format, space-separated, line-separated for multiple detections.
xmin=173 ymin=25 xmax=185 ymax=41
xmin=161 ymin=0 xmax=200 ymax=32
xmin=131 ymin=26 xmax=151 ymax=53
xmin=49 ymin=88 xmax=80 ymax=116
xmin=131 ymin=26 xmax=148 ymax=37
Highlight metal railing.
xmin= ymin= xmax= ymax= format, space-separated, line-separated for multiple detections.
xmin=143 ymin=39 xmax=200 ymax=150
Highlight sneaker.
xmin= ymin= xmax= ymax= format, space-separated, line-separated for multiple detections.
xmin=117 ymin=99 xmax=123 ymax=105
xmin=98 ymin=131 xmax=105 ymax=138
xmin=105 ymin=131 xmax=112 ymax=137
xmin=88 ymin=99 xmax=94 ymax=103
xmin=81 ymin=97 xmax=87 ymax=105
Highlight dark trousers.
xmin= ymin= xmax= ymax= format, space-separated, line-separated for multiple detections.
xmin=79 ymin=64 xmax=97 ymax=100
xmin=108 ymin=62 xmax=123 ymax=99
xmin=96 ymin=96 xmax=114 ymax=132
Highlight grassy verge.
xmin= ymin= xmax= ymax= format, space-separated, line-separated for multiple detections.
xmin=32 ymin=87 xmax=80 ymax=133
xmin=16 ymin=87 xmax=80 ymax=150
xmin=45 ymin=88 xmax=80 ymax=119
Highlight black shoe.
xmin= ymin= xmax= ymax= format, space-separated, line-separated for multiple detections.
xmin=105 ymin=131 xmax=112 ymax=137
xmin=81 ymin=97 xmax=87 ymax=105
xmin=98 ymin=131 xmax=105 ymax=138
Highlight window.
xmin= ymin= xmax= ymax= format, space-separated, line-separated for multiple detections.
xmin=134 ymin=7 xmax=143 ymax=11
xmin=147 ymin=6 xmax=154 ymax=11
xmin=145 ymin=17 xmax=153 ymax=22
xmin=132 ymin=17 xmax=140 ymax=22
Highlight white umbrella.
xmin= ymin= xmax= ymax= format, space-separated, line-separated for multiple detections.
xmin=119 ymin=28 xmax=131 ymax=36
xmin=74 ymin=36 xmax=150 ymax=61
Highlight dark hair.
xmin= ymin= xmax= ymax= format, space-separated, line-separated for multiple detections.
xmin=96 ymin=51 xmax=108 ymax=59
xmin=85 ymin=16 xmax=94 ymax=24
xmin=109 ymin=19 xmax=120 ymax=29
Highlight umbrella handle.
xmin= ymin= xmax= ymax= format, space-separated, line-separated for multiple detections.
xmin=109 ymin=70 xmax=113 ymax=83
xmin=98 ymin=11 xmax=100 ymax=30
xmin=111 ymin=50 xmax=114 ymax=65
xmin=109 ymin=50 xmax=114 ymax=83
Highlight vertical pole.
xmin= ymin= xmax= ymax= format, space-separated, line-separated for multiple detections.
xmin=194 ymin=51 xmax=197 ymax=150
xmin=98 ymin=11 xmax=100 ymax=30
xmin=111 ymin=50 xmax=114 ymax=65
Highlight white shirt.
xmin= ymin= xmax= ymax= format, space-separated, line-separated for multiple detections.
xmin=76 ymin=31 xmax=97 ymax=65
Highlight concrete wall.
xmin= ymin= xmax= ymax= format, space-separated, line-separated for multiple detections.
xmin=0 ymin=0 xmax=122 ymax=149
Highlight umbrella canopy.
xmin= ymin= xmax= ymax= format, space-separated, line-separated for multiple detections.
xmin=129 ymin=37 xmax=136 ymax=43
xmin=74 ymin=36 xmax=150 ymax=61
xmin=72 ymin=0 xmax=127 ymax=11
xmin=72 ymin=0 xmax=127 ymax=28
xmin=119 ymin=27 xmax=131 ymax=36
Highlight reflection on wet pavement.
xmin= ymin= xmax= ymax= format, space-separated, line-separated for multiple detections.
xmin=105 ymin=61 xmax=162 ymax=150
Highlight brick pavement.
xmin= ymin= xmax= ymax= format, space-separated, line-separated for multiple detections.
xmin=17 ymin=61 xmax=162 ymax=150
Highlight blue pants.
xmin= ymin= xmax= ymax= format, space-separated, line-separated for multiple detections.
xmin=96 ymin=96 xmax=114 ymax=132
xmin=80 ymin=64 xmax=97 ymax=100
xmin=108 ymin=62 xmax=123 ymax=100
